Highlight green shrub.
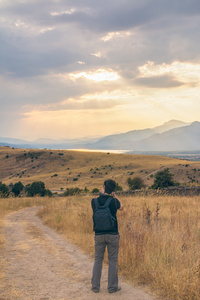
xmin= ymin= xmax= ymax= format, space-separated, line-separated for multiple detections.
xmin=27 ymin=181 xmax=46 ymax=197
xmin=92 ymin=188 xmax=100 ymax=194
xmin=45 ymin=189 xmax=53 ymax=197
xmin=84 ymin=187 xmax=89 ymax=193
xmin=115 ymin=182 xmax=123 ymax=191
xmin=51 ymin=174 xmax=58 ymax=177
xmin=0 ymin=183 xmax=9 ymax=198
xmin=151 ymin=168 xmax=179 ymax=189
xmin=63 ymin=187 xmax=82 ymax=196
xmin=127 ymin=176 xmax=145 ymax=190
xmin=12 ymin=181 xmax=24 ymax=197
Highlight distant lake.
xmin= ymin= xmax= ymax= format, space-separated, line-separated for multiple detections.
xmin=69 ymin=148 xmax=128 ymax=154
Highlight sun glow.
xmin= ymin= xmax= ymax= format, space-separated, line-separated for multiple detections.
xmin=69 ymin=69 xmax=120 ymax=82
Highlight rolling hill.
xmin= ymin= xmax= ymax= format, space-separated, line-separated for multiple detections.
xmin=1 ymin=146 xmax=200 ymax=192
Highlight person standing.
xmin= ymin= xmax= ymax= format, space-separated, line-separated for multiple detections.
xmin=91 ymin=179 xmax=124 ymax=293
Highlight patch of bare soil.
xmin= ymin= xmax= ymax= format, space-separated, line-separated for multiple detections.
xmin=0 ymin=207 xmax=158 ymax=300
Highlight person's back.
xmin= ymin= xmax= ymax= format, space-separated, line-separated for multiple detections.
xmin=91 ymin=179 xmax=124 ymax=293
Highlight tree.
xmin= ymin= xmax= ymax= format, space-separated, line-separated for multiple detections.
xmin=27 ymin=181 xmax=46 ymax=197
xmin=12 ymin=181 xmax=24 ymax=197
xmin=127 ymin=177 xmax=145 ymax=190
xmin=151 ymin=168 xmax=179 ymax=189
xmin=0 ymin=183 xmax=9 ymax=198
xmin=115 ymin=182 xmax=123 ymax=191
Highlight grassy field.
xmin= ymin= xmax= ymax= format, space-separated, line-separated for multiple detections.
xmin=36 ymin=194 xmax=200 ymax=300
xmin=1 ymin=194 xmax=200 ymax=299
xmin=1 ymin=147 xmax=200 ymax=299
xmin=1 ymin=146 xmax=200 ymax=192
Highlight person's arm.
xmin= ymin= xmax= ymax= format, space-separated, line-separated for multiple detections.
xmin=118 ymin=199 xmax=124 ymax=211
xmin=112 ymin=192 xmax=124 ymax=211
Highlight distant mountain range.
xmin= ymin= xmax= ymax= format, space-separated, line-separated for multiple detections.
xmin=84 ymin=120 xmax=190 ymax=150
xmin=1 ymin=120 xmax=200 ymax=153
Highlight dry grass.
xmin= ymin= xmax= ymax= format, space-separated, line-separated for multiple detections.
xmin=1 ymin=147 xmax=200 ymax=298
xmin=1 ymin=147 xmax=200 ymax=191
xmin=38 ymin=194 xmax=200 ymax=300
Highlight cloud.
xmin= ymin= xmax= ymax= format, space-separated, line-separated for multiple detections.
xmin=138 ymin=61 xmax=200 ymax=85
xmin=69 ymin=69 xmax=120 ymax=82
xmin=22 ymin=90 xmax=130 ymax=112
xmin=1 ymin=0 xmax=200 ymax=139
xmin=135 ymin=75 xmax=184 ymax=88
xmin=1 ymin=0 xmax=200 ymax=80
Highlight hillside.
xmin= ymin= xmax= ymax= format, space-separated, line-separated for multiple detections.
xmin=1 ymin=146 xmax=200 ymax=192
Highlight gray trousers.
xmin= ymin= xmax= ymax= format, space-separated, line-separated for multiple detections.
xmin=91 ymin=234 xmax=119 ymax=292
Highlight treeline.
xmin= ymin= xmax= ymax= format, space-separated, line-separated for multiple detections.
xmin=63 ymin=168 xmax=179 ymax=196
xmin=0 ymin=168 xmax=180 ymax=198
xmin=0 ymin=181 xmax=52 ymax=198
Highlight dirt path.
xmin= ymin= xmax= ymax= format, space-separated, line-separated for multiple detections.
xmin=0 ymin=207 xmax=159 ymax=300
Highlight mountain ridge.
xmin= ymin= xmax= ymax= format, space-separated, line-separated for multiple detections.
xmin=1 ymin=120 xmax=199 ymax=152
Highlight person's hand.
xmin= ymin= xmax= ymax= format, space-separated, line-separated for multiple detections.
xmin=101 ymin=186 xmax=105 ymax=194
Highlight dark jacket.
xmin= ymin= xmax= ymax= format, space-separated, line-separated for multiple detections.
xmin=91 ymin=193 xmax=121 ymax=235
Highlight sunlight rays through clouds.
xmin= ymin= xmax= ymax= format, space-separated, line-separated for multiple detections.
xmin=1 ymin=0 xmax=200 ymax=139
xmin=138 ymin=61 xmax=200 ymax=85
xmin=69 ymin=69 xmax=120 ymax=82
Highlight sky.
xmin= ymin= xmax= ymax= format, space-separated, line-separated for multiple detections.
xmin=1 ymin=0 xmax=200 ymax=141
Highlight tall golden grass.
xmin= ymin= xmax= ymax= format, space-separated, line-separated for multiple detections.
xmin=38 ymin=194 xmax=200 ymax=300
xmin=1 ymin=195 xmax=200 ymax=299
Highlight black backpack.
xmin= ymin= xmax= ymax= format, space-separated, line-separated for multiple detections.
xmin=93 ymin=197 xmax=116 ymax=231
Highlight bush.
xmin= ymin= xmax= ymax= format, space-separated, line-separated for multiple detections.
xmin=84 ymin=187 xmax=89 ymax=193
xmin=151 ymin=168 xmax=179 ymax=189
xmin=127 ymin=176 xmax=145 ymax=190
xmin=12 ymin=181 xmax=24 ymax=197
xmin=92 ymin=188 xmax=100 ymax=194
xmin=63 ymin=187 xmax=82 ymax=196
xmin=115 ymin=182 xmax=123 ymax=191
xmin=27 ymin=181 xmax=46 ymax=197
xmin=45 ymin=189 xmax=53 ymax=197
xmin=0 ymin=183 xmax=9 ymax=198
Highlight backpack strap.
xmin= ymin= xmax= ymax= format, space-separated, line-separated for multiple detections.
xmin=94 ymin=198 xmax=100 ymax=209
xmin=94 ymin=197 xmax=113 ymax=209
xmin=104 ymin=197 xmax=113 ymax=208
